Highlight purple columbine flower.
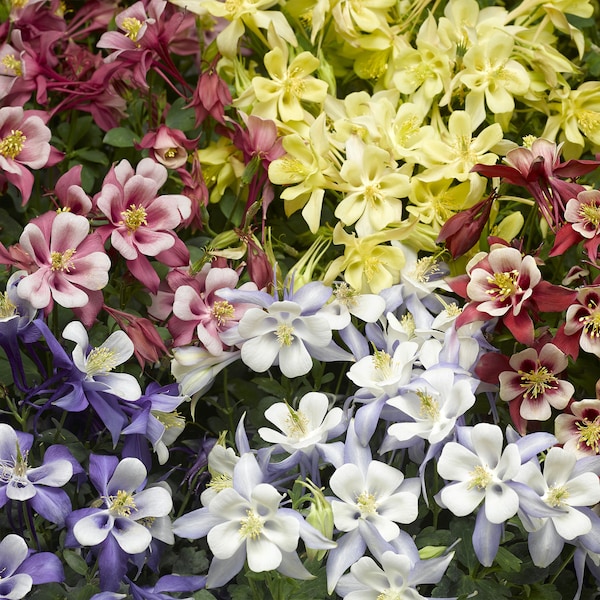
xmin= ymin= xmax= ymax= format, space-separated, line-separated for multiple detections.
xmin=67 ymin=454 xmax=173 ymax=591
xmin=0 ymin=533 xmax=64 ymax=599
xmin=0 ymin=422 xmax=78 ymax=527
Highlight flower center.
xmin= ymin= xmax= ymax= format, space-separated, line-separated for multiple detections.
xmin=376 ymin=590 xmax=403 ymax=600
xmin=121 ymin=204 xmax=148 ymax=232
xmin=410 ymin=256 xmax=440 ymax=283
xmin=363 ymin=256 xmax=381 ymax=282
xmin=0 ymin=292 xmax=17 ymax=319
xmin=579 ymin=308 xmax=600 ymax=338
xmin=1 ymin=54 xmax=22 ymax=76
xmin=517 ymin=365 xmax=559 ymax=399
xmin=373 ymin=349 xmax=393 ymax=378
xmin=400 ymin=312 xmax=415 ymax=337
xmin=108 ymin=490 xmax=137 ymax=516
xmin=152 ymin=410 xmax=183 ymax=430
xmin=467 ymin=464 xmax=493 ymax=490
xmin=576 ymin=110 xmax=600 ymax=137
xmin=334 ymin=282 xmax=358 ymax=308
xmin=486 ymin=270 xmax=520 ymax=302
xmin=417 ymin=390 xmax=440 ymax=420
xmin=356 ymin=491 xmax=378 ymax=516
xmin=86 ymin=347 xmax=118 ymax=377
xmin=579 ymin=201 xmax=600 ymax=228
xmin=364 ymin=183 xmax=382 ymax=205
xmin=284 ymin=405 xmax=310 ymax=437
xmin=121 ymin=16 xmax=143 ymax=41
xmin=164 ymin=147 xmax=178 ymax=158
xmin=0 ymin=129 xmax=25 ymax=159
xmin=208 ymin=472 xmax=233 ymax=493
xmin=211 ymin=300 xmax=235 ymax=326
xmin=224 ymin=0 xmax=243 ymax=15
xmin=275 ymin=322 xmax=295 ymax=346
xmin=0 ymin=441 xmax=28 ymax=489
xmin=576 ymin=416 xmax=600 ymax=453
xmin=239 ymin=509 xmax=264 ymax=539
xmin=50 ymin=248 xmax=76 ymax=272
xmin=545 ymin=484 xmax=570 ymax=508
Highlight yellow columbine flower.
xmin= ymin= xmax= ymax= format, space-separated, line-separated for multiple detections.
xmin=251 ymin=43 xmax=328 ymax=122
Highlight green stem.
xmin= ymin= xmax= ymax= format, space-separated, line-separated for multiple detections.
xmin=549 ymin=547 xmax=576 ymax=585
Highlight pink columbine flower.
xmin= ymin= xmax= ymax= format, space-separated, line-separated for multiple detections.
xmin=551 ymin=189 xmax=600 ymax=263
xmin=170 ymin=265 xmax=257 ymax=354
xmin=16 ymin=211 xmax=110 ymax=324
xmin=498 ymin=343 xmax=574 ymax=422
xmin=449 ymin=245 xmax=576 ymax=345
xmin=555 ymin=399 xmax=600 ymax=458
xmin=137 ymin=125 xmax=196 ymax=169
xmin=0 ymin=106 xmax=60 ymax=204
xmin=95 ymin=158 xmax=191 ymax=293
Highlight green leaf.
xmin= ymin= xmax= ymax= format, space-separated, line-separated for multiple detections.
xmin=103 ymin=127 xmax=137 ymax=148
xmin=63 ymin=549 xmax=90 ymax=576
xmin=75 ymin=149 xmax=109 ymax=166
xmin=525 ymin=583 xmax=562 ymax=600
xmin=166 ymin=97 xmax=197 ymax=131
xmin=494 ymin=546 xmax=522 ymax=573
xmin=193 ymin=591 xmax=218 ymax=599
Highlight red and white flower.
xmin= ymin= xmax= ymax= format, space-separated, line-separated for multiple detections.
xmin=555 ymin=399 xmax=600 ymax=458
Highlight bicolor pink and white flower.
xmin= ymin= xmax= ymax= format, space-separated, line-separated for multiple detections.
xmin=0 ymin=106 xmax=59 ymax=203
xmin=95 ymin=158 xmax=191 ymax=293
xmin=498 ymin=343 xmax=574 ymax=421
xmin=16 ymin=211 xmax=110 ymax=324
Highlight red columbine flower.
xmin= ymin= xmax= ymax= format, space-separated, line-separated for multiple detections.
xmin=555 ymin=399 xmax=600 ymax=458
xmin=449 ymin=245 xmax=576 ymax=345
xmin=0 ymin=106 xmax=61 ymax=204
xmin=472 ymin=138 xmax=600 ymax=230
xmin=550 ymin=189 xmax=600 ymax=263
xmin=555 ymin=287 xmax=600 ymax=360
xmin=498 ymin=343 xmax=573 ymax=422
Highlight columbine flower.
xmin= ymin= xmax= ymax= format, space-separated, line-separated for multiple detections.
xmin=498 ymin=343 xmax=574 ymax=421
xmin=0 ymin=423 xmax=76 ymax=526
xmin=68 ymin=455 xmax=173 ymax=591
xmin=559 ymin=287 xmax=600 ymax=359
xmin=336 ymin=548 xmax=454 ymax=600
xmin=515 ymin=446 xmax=600 ymax=567
xmin=387 ymin=366 xmax=478 ymax=446
xmin=137 ymin=125 xmax=196 ymax=169
xmin=95 ymin=158 xmax=191 ymax=293
xmin=449 ymin=245 xmax=576 ymax=345
xmin=258 ymin=391 xmax=344 ymax=456
xmin=172 ymin=452 xmax=334 ymax=588
xmin=62 ymin=320 xmax=142 ymax=401
xmin=0 ymin=106 xmax=58 ymax=203
xmin=0 ymin=534 xmax=64 ymax=599
xmin=16 ymin=211 xmax=110 ymax=324
xmin=555 ymin=399 xmax=600 ymax=458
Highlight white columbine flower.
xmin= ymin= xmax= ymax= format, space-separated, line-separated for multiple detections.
xmin=330 ymin=459 xmax=419 ymax=542
xmin=258 ymin=391 xmax=344 ymax=455
xmin=436 ymin=423 xmax=522 ymax=524
xmin=387 ymin=366 xmax=477 ymax=446
xmin=515 ymin=446 xmax=600 ymax=567
xmin=63 ymin=320 xmax=141 ymax=400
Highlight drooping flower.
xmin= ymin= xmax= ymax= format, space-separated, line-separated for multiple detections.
xmin=16 ymin=211 xmax=110 ymax=325
xmin=137 ymin=125 xmax=196 ymax=169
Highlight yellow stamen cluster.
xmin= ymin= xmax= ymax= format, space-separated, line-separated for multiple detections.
xmin=239 ymin=509 xmax=264 ymax=539
xmin=545 ymin=485 xmax=569 ymax=508
xmin=334 ymin=282 xmax=358 ymax=308
xmin=486 ymin=270 xmax=520 ymax=302
xmin=467 ymin=464 xmax=492 ymax=490
xmin=372 ymin=349 xmax=393 ymax=378
xmin=518 ymin=365 xmax=558 ymax=400
xmin=376 ymin=590 xmax=403 ymax=600
xmin=284 ymin=405 xmax=310 ymax=437
xmin=208 ymin=472 xmax=233 ymax=493
xmin=0 ymin=129 xmax=25 ymax=159
xmin=211 ymin=300 xmax=235 ymax=326
xmin=121 ymin=17 xmax=143 ymax=41
xmin=0 ymin=292 xmax=17 ymax=319
xmin=356 ymin=491 xmax=378 ymax=516
xmin=1 ymin=54 xmax=22 ymax=76
xmin=580 ymin=201 xmax=600 ymax=228
xmin=108 ymin=490 xmax=137 ymax=516
xmin=417 ymin=390 xmax=440 ymax=420
xmin=50 ymin=248 xmax=76 ymax=272
xmin=121 ymin=204 xmax=148 ymax=232
xmin=275 ymin=322 xmax=295 ymax=346
xmin=411 ymin=257 xmax=440 ymax=283
xmin=86 ymin=347 xmax=117 ymax=376
xmin=576 ymin=416 xmax=600 ymax=453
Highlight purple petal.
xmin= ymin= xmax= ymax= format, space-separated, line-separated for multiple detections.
xmin=17 ymin=551 xmax=64 ymax=584
xmin=472 ymin=509 xmax=503 ymax=567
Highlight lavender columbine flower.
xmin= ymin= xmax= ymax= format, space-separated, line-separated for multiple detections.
xmin=0 ymin=534 xmax=64 ymax=599
xmin=0 ymin=423 xmax=77 ymax=527
xmin=67 ymin=454 xmax=173 ymax=591
xmin=172 ymin=452 xmax=335 ymax=588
